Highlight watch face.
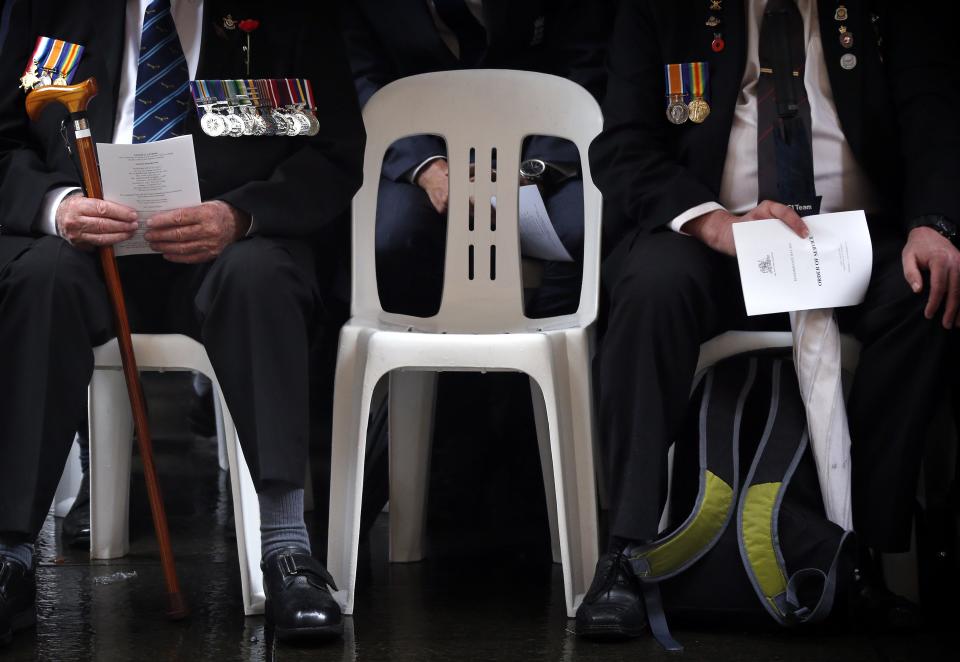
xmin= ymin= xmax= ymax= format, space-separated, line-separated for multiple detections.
xmin=521 ymin=159 xmax=546 ymax=179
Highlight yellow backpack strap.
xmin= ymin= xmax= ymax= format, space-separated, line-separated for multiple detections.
xmin=628 ymin=356 xmax=759 ymax=581
xmin=737 ymin=359 xmax=853 ymax=626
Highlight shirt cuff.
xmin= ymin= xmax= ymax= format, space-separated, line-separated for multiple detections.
xmin=34 ymin=186 xmax=82 ymax=237
xmin=668 ymin=202 xmax=726 ymax=234
xmin=408 ymin=156 xmax=446 ymax=184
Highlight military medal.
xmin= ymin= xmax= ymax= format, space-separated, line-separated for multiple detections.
xmin=664 ymin=63 xmax=689 ymax=125
xmin=20 ymin=61 xmax=41 ymax=92
xmin=685 ymin=62 xmax=711 ymax=124
xmin=20 ymin=37 xmax=85 ymax=93
xmin=297 ymin=79 xmax=321 ymax=137
xmin=835 ymin=2 xmax=857 ymax=68
xmin=200 ymin=107 xmax=228 ymax=137
xmin=839 ymin=25 xmax=854 ymax=49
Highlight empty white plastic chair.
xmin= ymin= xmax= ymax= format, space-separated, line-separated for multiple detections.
xmin=326 ymin=69 xmax=604 ymax=619
xmin=88 ymin=334 xmax=265 ymax=615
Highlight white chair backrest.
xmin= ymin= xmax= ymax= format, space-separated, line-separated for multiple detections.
xmin=351 ymin=69 xmax=603 ymax=334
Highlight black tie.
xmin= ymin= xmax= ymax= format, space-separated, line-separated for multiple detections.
xmin=434 ymin=0 xmax=487 ymax=66
xmin=757 ymin=0 xmax=820 ymax=215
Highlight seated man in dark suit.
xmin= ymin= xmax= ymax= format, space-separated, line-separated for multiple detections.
xmin=340 ymin=0 xmax=610 ymax=318
xmin=0 ymin=0 xmax=364 ymax=645
xmin=577 ymin=0 xmax=959 ymax=638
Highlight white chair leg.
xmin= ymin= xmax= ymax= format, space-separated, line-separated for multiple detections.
xmin=214 ymin=385 xmax=229 ymax=472
xmin=220 ymin=388 xmax=265 ymax=616
xmin=53 ymin=437 xmax=84 ymax=518
xmin=327 ymin=328 xmax=379 ymax=615
xmin=532 ymin=331 xmax=600 ymax=618
xmin=529 ymin=378 xmax=562 ymax=565
xmin=89 ymin=369 xmax=134 ymax=559
xmin=388 ymin=370 xmax=438 ymax=563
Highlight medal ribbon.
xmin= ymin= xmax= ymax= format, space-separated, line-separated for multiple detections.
xmin=56 ymin=42 xmax=84 ymax=83
xmin=284 ymin=78 xmax=302 ymax=107
xmin=301 ymin=79 xmax=316 ymax=110
xmin=664 ymin=63 xmax=686 ymax=101
xmin=24 ymin=36 xmax=51 ymax=75
xmin=685 ymin=61 xmax=709 ymax=100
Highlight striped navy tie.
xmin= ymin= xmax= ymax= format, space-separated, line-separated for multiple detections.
xmin=132 ymin=0 xmax=191 ymax=143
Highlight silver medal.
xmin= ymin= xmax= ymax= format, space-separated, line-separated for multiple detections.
xmin=200 ymin=111 xmax=227 ymax=137
xmin=224 ymin=112 xmax=245 ymax=137
xmin=840 ymin=53 xmax=857 ymax=70
xmin=304 ymin=110 xmax=320 ymax=137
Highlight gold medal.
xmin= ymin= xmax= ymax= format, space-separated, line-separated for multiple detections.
xmin=687 ymin=97 xmax=711 ymax=124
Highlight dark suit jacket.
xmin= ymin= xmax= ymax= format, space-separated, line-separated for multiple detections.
xmin=590 ymin=0 xmax=960 ymax=242
xmin=340 ymin=0 xmax=611 ymax=181
xmin=0 ymin=0 xmax=365 ymax=239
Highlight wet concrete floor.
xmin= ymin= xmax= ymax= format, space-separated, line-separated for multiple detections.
xmin=3 ymin=373 xmax=952 ymax=661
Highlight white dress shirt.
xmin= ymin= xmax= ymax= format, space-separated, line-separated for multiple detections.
xmin=670 ymin=0 xmax=880 ymax=232
xmin=35 ymin=0 xmax=203 ymax=236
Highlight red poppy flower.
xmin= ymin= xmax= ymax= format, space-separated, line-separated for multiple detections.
xmin=238 ymin=19 xmax=260 ymax=33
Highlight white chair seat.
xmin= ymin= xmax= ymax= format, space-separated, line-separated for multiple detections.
xmin=88 ymin=334 xmax=265 ymax=615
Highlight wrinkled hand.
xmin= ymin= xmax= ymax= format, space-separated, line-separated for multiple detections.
xmin=902 ymin=226 xmax=960 ymax=329
xmin=56 ymin=193 xmax=139 ymax=249
xmin=416 ymin=159 xmax=449 ymax=214
xmin=144 ymin=201 xmax=251 ymax=264
xmin=682 ymin=200 xmax=810 ymax=257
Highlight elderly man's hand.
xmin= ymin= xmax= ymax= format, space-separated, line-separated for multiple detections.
xmin=902 ymin=226 xmax=960 ymax=329
xmin=416 ymin=159 xmax=449 ymax=215
xmin=144 ymin=201 xmax=251 ymax=264
xmin=55 ymin=194 xmax=139 ymax=248
xmin=683 ymin=200 xmax=810 ymax=256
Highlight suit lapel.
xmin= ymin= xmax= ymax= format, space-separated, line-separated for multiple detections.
xmin=703 ymin=0 xmax=748 ymax=191
xmin=818 ymin=0 xmax=864 ymax=156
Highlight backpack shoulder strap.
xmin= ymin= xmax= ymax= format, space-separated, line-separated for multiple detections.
xmin=737 ymin=359 xmax=853 ymax=626
xmin=628 ymin=356 xmax=758 ymax=581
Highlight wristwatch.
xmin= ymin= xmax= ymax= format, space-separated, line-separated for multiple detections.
xmin=519 ymin=159 xmax=579 ymax=186
xmin=909 ymin=215 xmax=958 ymax=243
xmin=519 ymin=158 xmax=548 ymax=183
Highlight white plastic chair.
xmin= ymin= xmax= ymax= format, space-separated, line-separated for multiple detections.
xmin=327 ymin=70 xmax=604 ymax=619
xmin=88 ymin=334 xmax=265 ymax=615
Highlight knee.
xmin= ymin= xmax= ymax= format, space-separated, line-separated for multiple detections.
xmin=611 ymin=234 xmax=713 ymax=313
xmin=207 ymin=238 xmax=309 ymax=303
xmin=375 ymin=182 xmax=444 ymax=261
xmin=6 ymin=237 xmax=98 ymax=302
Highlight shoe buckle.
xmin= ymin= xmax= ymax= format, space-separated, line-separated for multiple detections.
xmin=279 ymin=554 xmax=299 ymax=576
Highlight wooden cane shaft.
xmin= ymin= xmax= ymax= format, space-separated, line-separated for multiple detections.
xmin=74 ymin=132 xmax=189 ymax=619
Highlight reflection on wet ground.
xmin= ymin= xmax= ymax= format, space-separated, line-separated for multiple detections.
xmin=4 ymin=374 xmax=951 ymax=661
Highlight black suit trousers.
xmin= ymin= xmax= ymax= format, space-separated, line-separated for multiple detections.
xmin=599 ymin=227 xmax=948 ymax=553
xmin=0 ymin=234 xmax=323 ymax=538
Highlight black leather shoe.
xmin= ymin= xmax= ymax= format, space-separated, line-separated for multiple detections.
xmin=0 ymin=557 xmax=36 ymax=647
xmin=850 ymin=572 xmax=924 ymax=632
xmin=62 ymin=471 xmax=91 ymax=549
xmin=575 ymin=552 xmax=648 ymax=639
xmin=262 ymin=548 xmax=343 ymax=641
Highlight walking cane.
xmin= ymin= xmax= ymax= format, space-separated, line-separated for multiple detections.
xmin=26 ymin=77 xmax=189 ymax=620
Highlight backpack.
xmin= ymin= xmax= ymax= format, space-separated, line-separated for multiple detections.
xmin=626 ymin=352 xmax=857 ymax=651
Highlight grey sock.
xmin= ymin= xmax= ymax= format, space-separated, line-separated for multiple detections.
xmin=259 ymin=483 xmax=311 ymax=562
xmin=0 ymin=539 xmax=34 ymax=568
